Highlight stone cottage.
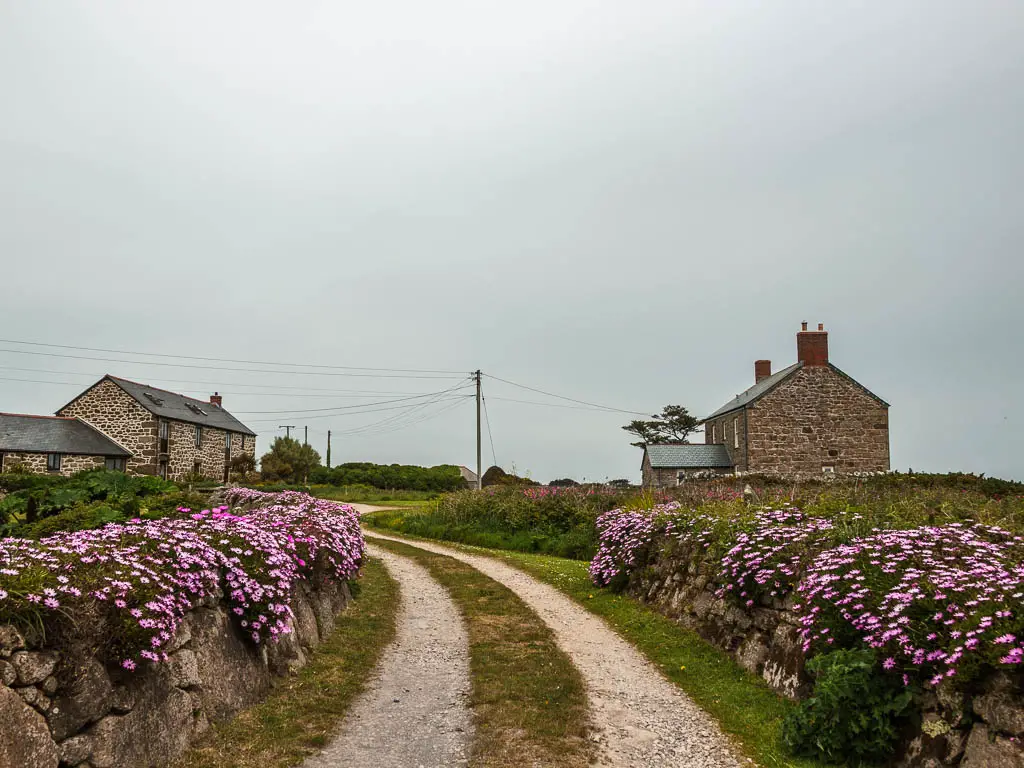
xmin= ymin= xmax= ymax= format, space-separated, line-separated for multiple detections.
xmin=54 ymin=376 xmax=257 ymax=482
xmin=642 ymin=323 xmax=890 ymax=487
xmin=0 ymin=413 xmax=132 ymax=476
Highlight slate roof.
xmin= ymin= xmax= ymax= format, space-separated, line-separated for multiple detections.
xmin=105 ymin=377 xmax=257 ymax=436
xmin=704 ymin=363 xmax=803 ymax=420
xmin=0 ymin=414 xmax=131 ymax=456
xmin=645 ymin=444 xmax=734 ymax=469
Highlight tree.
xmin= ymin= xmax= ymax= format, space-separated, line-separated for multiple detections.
xmin=259 ymin=437 xmax=322 ymax=483
xmin=622 ymin=405 xmax=700 ymax=447
xmin=548 ymin=478 xmax=579 ymax=487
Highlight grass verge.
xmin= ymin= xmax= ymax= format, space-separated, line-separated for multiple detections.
xmin=178 ymin=557 xmax=399 ymax=768
xmin=363 ymin=526 xmax=827 ymax=768
xmin=370 ymin=537 xmax=593 ymax=768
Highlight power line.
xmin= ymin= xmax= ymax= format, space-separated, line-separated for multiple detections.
xmin=483 ymin=395 xmax=646 ymax=412
xmin=482 ymin=381 xmax=497 ymax=467
xmin=483 ymin=373 xmax=650 ymax=415
xmin=232 ymin=383 xmax=474 ymax=415
xmin=0 ymin=348 xmax=466 ymax=380
xmin=0 ymin=338 xmax=466 ymax=374
xmin=244 ymin=394 xmax=471 ymax=423
xmin=0 ymin=364 xmax=466 ymax=396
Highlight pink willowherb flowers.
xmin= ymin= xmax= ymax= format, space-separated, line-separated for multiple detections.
xmin=0 ymin=488 xmax=363 ymax=671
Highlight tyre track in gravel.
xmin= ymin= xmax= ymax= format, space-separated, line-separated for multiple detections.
xmin=365 ymin=532 xmax=746 ymax=768
xmin=303 ymin=544 xmax=473 ymax=768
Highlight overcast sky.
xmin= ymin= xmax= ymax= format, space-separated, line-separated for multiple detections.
xmin=1 ymin=2 xmax=1021 ymax=482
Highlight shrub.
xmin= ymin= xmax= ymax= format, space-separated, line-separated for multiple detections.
xmin=310 ymin=462 xmax=466 ymax=492
xmin=781 ymin=649 xmax=914 ymax=765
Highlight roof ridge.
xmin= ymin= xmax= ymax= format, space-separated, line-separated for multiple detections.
xmin=0 ymin=412 xmax=76 ymax=421
xmin=107 ymin=375 xmax=214 ymax=406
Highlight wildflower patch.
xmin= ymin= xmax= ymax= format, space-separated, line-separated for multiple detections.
xmin=0 ymin=488 xmax=364 ymax=671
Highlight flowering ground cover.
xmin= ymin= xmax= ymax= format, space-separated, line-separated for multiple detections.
xmin=590 ymin=499 xmax=1024 ymax=692
xmin=0 ymin=488 xmax=363 ymax=671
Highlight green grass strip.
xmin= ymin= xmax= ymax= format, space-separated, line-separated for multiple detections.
xmin=371 ymin=537 xmax=593 ymax=768
xmin=487 ymin=549 xmax=827 ymax=768
xmin=179 ymin=557 xmax=400 ymax=768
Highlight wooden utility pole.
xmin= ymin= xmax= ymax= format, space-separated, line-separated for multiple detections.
xmin=279 ymin=425 xmax=296 ymax=439
xmin=474 ymin=370 xmax=482 ymax=490
xmin=303 ymin=426 xmax=308 ymax=446
xmin=326 ymin=430 xmax=332 ymax=469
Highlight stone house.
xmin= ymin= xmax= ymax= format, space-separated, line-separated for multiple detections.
xmin=702 ymin=323 xmax=889 ymax=476
xmin=0 ymin=413 xmax=132 ymax=476
xmin=640 ymin=444 xmax=733 ymax=488
xmin=52 ymin=375 xmax=257 ymax=482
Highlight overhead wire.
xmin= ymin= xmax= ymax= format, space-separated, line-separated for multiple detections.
xmin=483 ymin=373 xmax=651 ymax=415
xmin=481 ymin=380 xmax=497 ymax=467
xmin=0 ymin=338 xmax=466 ymax=374
xmin=0 ymin=348 xmax=466 ymax=380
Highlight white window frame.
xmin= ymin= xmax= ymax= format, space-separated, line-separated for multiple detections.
xmin=195 ymin=425 xmax=203 ymax=448
xmin=733 ymin=418 xmax=739 ymax=449
xmin=711 ymin=423 xmax=717 ymax=443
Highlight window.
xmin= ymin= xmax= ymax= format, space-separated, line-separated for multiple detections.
xmin=105 ymin=457 xmax=126 ymax=472
xmin=193 ymin=460 xmax=202 ymax=476
xmin=676 ymin=471 xmax=687 ymax=486
xmin=158 ymin=459 xmax=168 ymax=480
xmin=158 ymin=420 xmax=169 ymax=453
xmin=711 ymin=424 xmax=717 ymax=443
xmin=733 ymin=418 xmax=739 ymax=449
xmin=185 ymin=402 xmax=207 ymax=416
xmin=47 ymin=453 xmax=62 ymax=472
xmin=822 ymin=466 xmax=836 ymax=475
xmin=195 ymin=425 xmax=203 ymax=448
xmin=144 ymin=392 xmax=165 ymax=407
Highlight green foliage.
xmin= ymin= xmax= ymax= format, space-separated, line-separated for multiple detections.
xmin=548 ymin=478 xmax=579 ymax=487
xmin=0 ymin=469 xmax=177 ymax=528
xmin=481 ymin=465 xmax=536 ymax=487
xmin=259 ymin=437 xmax=322 ymax=483
xmin=781 ymin=649 xmax=914 ymax=765
xmin=309 ymin=462 xmax=465 ymax=492
xmin=366 ymin=485 xmax=627 ymax=560
xmin=15 ymin=502 xmax=127 ymax=539
xmin=622 ymin=404 xmax=700 ymax=446
xmin=229 ymin=453 xmax=257 ymax=477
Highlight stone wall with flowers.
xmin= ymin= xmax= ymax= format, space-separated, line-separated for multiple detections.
xmin=590 ymin=503 xmax=1024 ymax=766
xmin=0 ymin=489 xmax=364 ymax=768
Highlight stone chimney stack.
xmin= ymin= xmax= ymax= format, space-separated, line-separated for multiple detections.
xmin=210 ymin=392 xmax=223 ymax=408
xmin=797 ymin=322 xmax=829 ymax=367
xmin=754 ymin=360 xmax=772 ymax=383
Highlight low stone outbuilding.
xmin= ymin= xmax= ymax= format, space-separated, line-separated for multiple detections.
xmin=641 ymin=444 xmax=734 ymax=488
xmin=0 ymin=413 xmax=131 ymax=476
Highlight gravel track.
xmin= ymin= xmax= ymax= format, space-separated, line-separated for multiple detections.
xmin=303 ymin=545 xmax=473 ymax=768
xmin=366 ymin=532 xmax=745 ymax=768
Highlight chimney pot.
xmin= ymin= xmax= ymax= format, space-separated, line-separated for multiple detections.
xmin=754 ymin=360 xmax=772 ymax=383
xmin=801 ymin=321 xmax=808 ymax=331
xmin=210 ymin=392 xmax=223 ymax=407
xmin=797 ymin=324 xmax=829 ymax=367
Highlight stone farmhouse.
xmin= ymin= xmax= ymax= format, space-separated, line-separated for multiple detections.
xmin=642 ymin=323 xmax=890 ymax=488
xmin=0 ymin=376 xmax=256 ymax=482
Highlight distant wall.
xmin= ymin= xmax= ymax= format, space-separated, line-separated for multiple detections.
xmin=0 ymin=452 xmax=106 ymax=477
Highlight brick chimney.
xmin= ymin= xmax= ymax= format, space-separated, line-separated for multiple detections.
xmin=210 ymin=392 xmax=223 ymax=408
xmin=797 ymin=322 xmax=829 ymax=367
xmin=754 ymin=360 xmax=772 ymax=383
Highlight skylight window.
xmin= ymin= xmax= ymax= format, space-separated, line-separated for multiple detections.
xmin=144 ymin=392 xmax=164 ymax=406
xmin=185 ymin=402 xmax=207 ymax=416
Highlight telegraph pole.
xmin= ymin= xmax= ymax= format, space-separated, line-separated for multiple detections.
xmin=303 ymin=426 xmax=308 ymax=446
xmin=279 ymin=425 xmax=296 ymax=439
xmin=326 ymin=430 xmax=332 ymax=469
xmin=474 ymin=370 xmax=482 ymax=490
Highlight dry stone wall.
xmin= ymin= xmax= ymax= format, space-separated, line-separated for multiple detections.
xmin=0 ymin=580 xmax=351 ymax=768
xmin=630 ymin=545 xmax=1024 ymax=767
